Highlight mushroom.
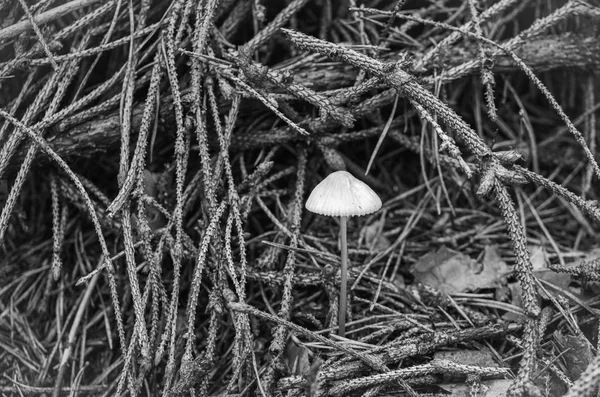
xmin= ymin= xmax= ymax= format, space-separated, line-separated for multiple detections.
xmin=306 ymin=171 xmax=382 ymax=337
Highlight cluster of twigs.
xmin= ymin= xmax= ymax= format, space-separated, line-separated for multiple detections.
xmin=1 ymin=0 xmax=600 ymax=396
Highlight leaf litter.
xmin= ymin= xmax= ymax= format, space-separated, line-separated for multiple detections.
xmin=1 ymin=0 xmax=600 ymax=396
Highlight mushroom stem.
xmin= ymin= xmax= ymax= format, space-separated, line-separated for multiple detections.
xmin=339 ymin=215 xmax=348 ymax=337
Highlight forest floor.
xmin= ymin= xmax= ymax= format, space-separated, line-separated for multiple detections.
xmin=1 ymin=0 xmax=600 ymax=396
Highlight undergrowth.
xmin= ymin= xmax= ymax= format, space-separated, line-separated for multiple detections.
xmin=1 ymin=0 xmax=600 ymax=396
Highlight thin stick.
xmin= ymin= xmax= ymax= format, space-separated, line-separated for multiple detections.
xmin=0 ymin=0 xmax=104 ymax=42
xmin=339 ymin=215 xmax=348 ymax=337
xmin=53 ymin=271 xmax=100 ymax=397
xmin=16 ymin=0 xmax=59 ymax=70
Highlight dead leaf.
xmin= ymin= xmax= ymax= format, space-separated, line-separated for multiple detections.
xmin=411 ymin=246 xmax=509 ymax=294
xmin=282 ymin=336 xmax=310 ymax=376
xmin=531 ymin=245 xmax=571 ymax=293
xmin=530 ymin=245 xmax=549 ymax=271
xmin=361 ymin=219 xmax=391 ymax=252
xmin=502 ymin=282 xmax=525 ymax=322
xmin=282 ymin=337 xmax=322 ymax=397
xmin=438 ymin=379 xmax=512 ymax=397
xmin=554 ymin=331 xmax=593 ymax=381
xmin=521 ymin=245 xmax=572 ymax=300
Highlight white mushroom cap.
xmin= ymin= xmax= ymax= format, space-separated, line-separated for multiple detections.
xmin=306 ymin=171 xmax=382 ymax=217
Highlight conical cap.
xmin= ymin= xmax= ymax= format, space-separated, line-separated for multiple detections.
xmin=306 ymin=171 xmax=382 ymax=217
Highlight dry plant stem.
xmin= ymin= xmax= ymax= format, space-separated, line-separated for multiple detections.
xmin=507 ymin=318 xmax=539 ymax=397
xmin=218 ymin=95 xmax=248 ymax=298
xmin=282 ymin=29 xmax=491 ymax=158
xmin=163 ymin=3 xmax=191 ymax=382
xmin=493 ymin=180 xmax=539 ymax=318
xmin=239 ymin=0 xmax=310 ymax=56
xmin=190 ymin=2 xmax=218 ymax=214
xmin=228 ymin=302 xmax=385 ymax=372
xmin=0 ymin=115 xmax=114 ymax=265
xmin=416 ymin=0 xmax=521 ymax=70
xmin=370 ymin=8 xmax=600 ymax=179
xmin=71 ymin=0 xmax=124 ymax=100
xmin=0 ymin=73 xmax=130 ymax=391
xmin=0 ymin=0 xmax=104 ymax=41
xmin=551 ymin=260 xmax=600 ymax=281
xmin=564 ymin=347 xmax=600 ymax=397
xmin=315 ymin=322 xmax=523 ymax=385
xmin=112 ymin=3 xmax=151 ymax=376
xmin=16 ymin=0 xmax=59 ymax=70
xmin=176 ymin=200 xmax=228 ymax=364
xmin=415 ymin=0 xmax=589 ymax=80
xmin=107 ymin=54 xmax=162 ymax=216
xmin=0 ymin=64 xmax=127 ymax=181
xmin=0 ymin=71 xmax=37 ymax=142
xmin=514 ymin=165 xmax=600 ymax=224
xmin=50 ymin=174 xmax=64 ymax=279
xmin=117 ymin=0 xmax=138 ymax=186
xmin=115 ymin=322 xmax=139 ymax=397
xmin=13 ymin=35 xmax=600 ymax=166
xmin=339 ymin=215 xmax=348 ymax=338
xmin=411 ymin=100 xmax=471 ymax=177
xmin=366 ymin=95 xmax=398 ymax=175
xmin=233 ymin=301 xmax=418 ymax=396
xmin=215 ymin=101 xmax=256 ymax=387
xmin=262 ymin=151 xmax=306 ymax=393
xmin=508 ymin=328 xmax=572 ymax=389
xmin=330 ymin=360 xmax=510 ymax=396
xmin=221 ymin=71 xmax=310 ymax=136
xmin=236 ymin=58 xmax=355 ymax=127
xmin=0 ymin=47 xmax=80 ymax=242
xmin=0 ymin=69 xmax=61 ymax=181
xmin=52 ymin=271 xmax=100 ymax=397
xmin=467 ymin=0 xmax=497 ymax=121
xmin=378 ymin=0 xmax=406 ymax=47
xmin=390 ymin=129 xmax=600 ymax=229
xmin=583 ymin=75 xmax=596 ymax=195
xmin=0 ymin=384 xmax=103 ymax=395
xmin=0 ymin=0 xmax=117 ymax=81
xmin=28 ymin=23 xmax=163 ymax=66
xmin=122 ymin=215 xmax=151 ymax=365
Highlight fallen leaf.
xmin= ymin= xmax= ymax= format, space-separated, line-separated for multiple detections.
xmin=411 ymin=246 xmax=509 ymax=294
xmin=282 ymin=336 xmax=310 ymax=376
xmin=554 ymin=331 xmax=593 ymax=381
xmin=513 ymin=246 xmax=572 ymax=301
xmin=360 ymin=219 xmax=391 ymax=252
xmin=531 ymin=245 xmax=571 ymax=294
xmin=530 ymin=245 xmax=549 ymax=271
xmin=438 ymin=379 xmax=512 ymax=397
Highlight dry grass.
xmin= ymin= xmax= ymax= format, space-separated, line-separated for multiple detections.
xmin=1 ymin=0 xmax=600 ymax=396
